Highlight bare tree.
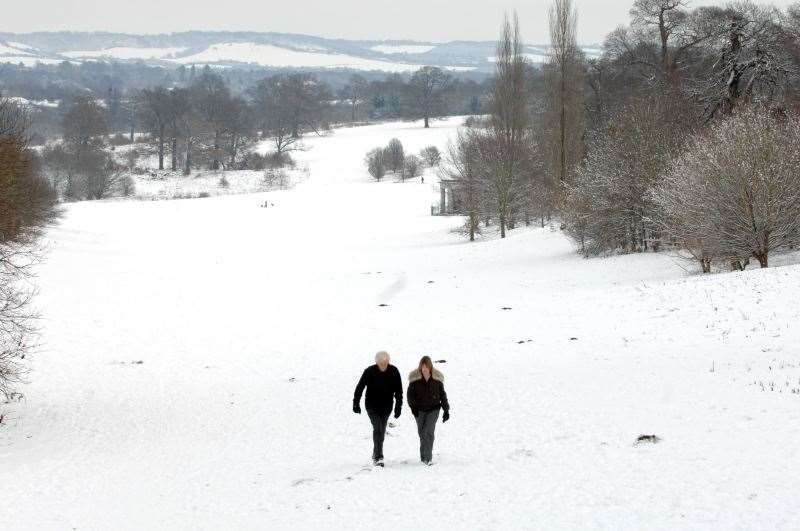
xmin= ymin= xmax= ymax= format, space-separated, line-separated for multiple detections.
xmin=547 ymin=0 xmax=583 ymax=190
xmin=365 ymin=148 xmax=387 ymax=181
xmin=696 ymin=3 xmax=795 ymax=119
xmin=190 ymin=73 xmax=234 ymax=170
xmin=141 ymin=87 xmax=172 ymax=170
xmin=340 ymin=74 xmax=368 ymax=122
xmin=383 ymin=138 xmax=405 ymax=176
xmin=487 ymin=12 xmax=530 ymax=238
xmin=653 ymin=107 xmax=800 ymax=270
xmin=62 ymin=97 xmax=108 ymax=159
xmin=420 ymin=146 xmax=442 ymax=167
xmin=409 ymin=66 xmax=452 ymax=128
xmin=251 ymin=73 xmax=330 ymax=155
xmin=403 ymin=154 xmax=422 ymax=180
xmin=441 ymin=129 xmax=486 ymax=241
xmin=0 ymin=97 xmax=58 ymax=399
xmin=564 ymin=96 xmax=686 ymax=255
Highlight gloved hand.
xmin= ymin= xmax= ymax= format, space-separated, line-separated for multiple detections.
xmin=411 ymin=409 xmax=419 ymax=418
xmin=394 ymin=406 xmax=401 ymax=419
xmin=442 ymin=411 xmax=450 ymax=423
xmin=353 ymin=404 xmax=361 ymax=414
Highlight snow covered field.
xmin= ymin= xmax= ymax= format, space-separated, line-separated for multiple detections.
xmin=1 ymin=118 xmax=799 ymax=530
xmin=170 ymin=42 xmax=472 ymax=72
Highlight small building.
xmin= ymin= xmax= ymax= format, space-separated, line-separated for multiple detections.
xmin=433 ymin=179 xmax=459 ymax=216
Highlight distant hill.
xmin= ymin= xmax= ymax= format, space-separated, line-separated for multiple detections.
xmin=0 ymin=31 xmax=602 ymax=73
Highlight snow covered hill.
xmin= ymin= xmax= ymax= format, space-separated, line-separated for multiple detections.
xmin=1 ymin=118 xmax=799 ymax=530
xmin=0 ymin=32 xmax=602 ymax=72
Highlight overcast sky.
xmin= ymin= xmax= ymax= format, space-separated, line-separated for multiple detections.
xmin=2 ymin=0 xmax=795 ymax=44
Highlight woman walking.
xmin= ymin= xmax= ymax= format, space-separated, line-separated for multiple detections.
xmin=407 ymin=356 xmax=450 ymax=466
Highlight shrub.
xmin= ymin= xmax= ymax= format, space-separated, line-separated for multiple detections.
xmin=404 ymin=154 xmax=422 ymax=180
xmin=652 ymin=108 xmax=800 ymax=271
xmin=420 ymin=146 xmax=442 ymax=167
xmin=109 ymin=133 xmax=130 ymax=147
xmin=365 ymin=148 xmax=386 ymax=181
xmin=383 ymin=138 xmax=405 ymax=174
xmin=119 ymin=175 xmax=136 ymax=197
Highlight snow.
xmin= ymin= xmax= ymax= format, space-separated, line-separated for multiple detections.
xmin=8 ymin=97 xmax=60 ymax=108
xmin=0 ymin=43 xmax=34 ymax=56
xmin=0 ymin=56 xmax=63 ymax=66
xmin=7 ymin=42 xmax=37 ymax=51
xmin=62 ymin=47 xmax=188 ymax=60
xmin=488 ymin=52 xmax=550 ymax=64
xmin=130 ymin=168 xmax=306 ymax=200
xmin=2 ymin=117 xmax=800 ymax=530
xmin=370 ymin=44 xmax=437 ymax=55
xmin=171 ymin=42 xmax=473 ymax=72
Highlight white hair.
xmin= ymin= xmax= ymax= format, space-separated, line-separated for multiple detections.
xmin=375 ymin=351 xmax=390 ymax=363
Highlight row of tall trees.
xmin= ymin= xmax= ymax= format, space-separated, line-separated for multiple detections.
xmin=338 ymin=71 xmax=485 ymax=125
xmin=443 ymin=0 xmax=800 ymax=272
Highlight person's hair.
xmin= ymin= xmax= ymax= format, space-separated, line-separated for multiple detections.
xmin=375 ymin=351 xmax=390 ymax=363
xmin=418 ymin=356 xmax=433 ymax=374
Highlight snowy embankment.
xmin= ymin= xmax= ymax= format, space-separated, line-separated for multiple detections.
xmin=1 ymin=118 xmax=799 ymax=530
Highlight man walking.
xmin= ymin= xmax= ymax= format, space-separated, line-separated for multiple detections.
xmin=353 ymin=351 xmax=403 ymax=467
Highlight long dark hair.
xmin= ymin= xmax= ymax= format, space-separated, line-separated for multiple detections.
xmin=418 ymin=356 xmax=433 ymax=374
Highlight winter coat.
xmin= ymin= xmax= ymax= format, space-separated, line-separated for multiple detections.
xmin=353 ymin=364 xmax=403 ymax=415
xmin=407 ymin=368 xmax=449 ymax=416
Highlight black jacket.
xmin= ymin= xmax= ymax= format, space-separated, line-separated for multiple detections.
xmin=407 ymin=373 xmax=449 ymax=415
xmin=353 ymin=364 xmax=403 ymax=415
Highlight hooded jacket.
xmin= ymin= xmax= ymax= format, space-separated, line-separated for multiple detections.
xmin=407 ymin=368 xmax=449 ymax=415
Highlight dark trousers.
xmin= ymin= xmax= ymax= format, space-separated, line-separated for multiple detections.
xmin=367 ymin=410 xmax=390 ymax=460
xmin=414 ymin=409 xmax=440 ymax=462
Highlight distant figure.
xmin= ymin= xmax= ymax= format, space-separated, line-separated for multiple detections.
xmin=353 ymin=351 xmax=403 ymax=467
xmin=421 ymin=176 xmax=425 ymax=184
xmin=407 ymin=356 xmax=449 ymax=466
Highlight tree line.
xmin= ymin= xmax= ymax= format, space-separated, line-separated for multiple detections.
xmin=442 ymin=0 xmax=800 ymax=272
xmin=0 ymin=97 xmax=59 ymax=399
xmin=30 ymin=66 xmax=485 ymax=200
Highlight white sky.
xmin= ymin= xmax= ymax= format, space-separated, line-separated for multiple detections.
xmin=1 ymin=0 xmax=795 ymax=44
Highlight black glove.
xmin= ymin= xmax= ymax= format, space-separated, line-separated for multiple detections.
xmin=394 ymin=406 xmax=401 ymax=419
xmin=411 ymin=409 xmax=418 ymax=418
xmin=442 ymin=411 xmax=450 ymax=423
xmin=353 ymin=404 xmax=361 ymax=414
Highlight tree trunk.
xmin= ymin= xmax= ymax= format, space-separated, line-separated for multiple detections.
xmin=212 ymin=131 xmax=221 ymax=170
xmin=755 ymin=253 xmax=768 ymax=268
xmin=424 ymin=115 xmax=430 ymax=129
xmin=171 ymin=138 xmax=178 ymax=171
xmin=184 ymin=139 xmax=192 ymax=176
xmin=469 ymin=212 xmax=476 ymax=242
xmin=158 ymin=129 xmax=165 ymax=171
xmin=559 ymin=65 xmax=567 ymax=184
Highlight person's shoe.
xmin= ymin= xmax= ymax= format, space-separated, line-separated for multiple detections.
xmin=374 ymin=458 xmax=385 ymax=467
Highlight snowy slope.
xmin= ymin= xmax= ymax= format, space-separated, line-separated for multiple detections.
xmin=1 ymin=118 xmax=799 ymax=530
xmin=0 ymin=42 xmax=34 ymax=56
xmin=1 ymin=32 xmax=603 ymax=72
xmin=62 ymin=47 xmax=188 ymax=60
xmin=170 ymin=42 xmax=472 ymax=72
xmin=370 ymin=44 xmax=438 ymax=55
